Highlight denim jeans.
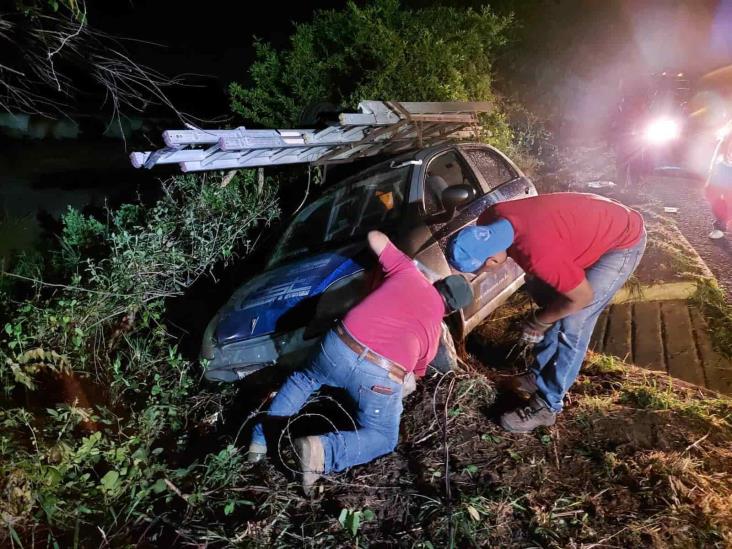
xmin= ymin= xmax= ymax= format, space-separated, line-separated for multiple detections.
xmin=530 ymin=233 xmax=647 ymax=412
xmin=251 ymin=328 xmax=403 ymax=473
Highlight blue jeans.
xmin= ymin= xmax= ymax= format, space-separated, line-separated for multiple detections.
xmin=530 ymin=233 xmax=646 ymax=412
xmin=251 ymin=328 xmax=403 ymax=473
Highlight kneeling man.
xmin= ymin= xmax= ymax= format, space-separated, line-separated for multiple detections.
xmin=249 ymin=230 xmax=473 ymax=493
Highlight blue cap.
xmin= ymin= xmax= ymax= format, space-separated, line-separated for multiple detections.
xmin=447 ymin=219 xmax=515 ymax=273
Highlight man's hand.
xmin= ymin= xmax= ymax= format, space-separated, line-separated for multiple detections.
xmin=520 ymin=311 xmax=553 ymax=345
xmin=367 ymin=230 xmax=390 ymax=256
xmin=403 ymin=372 xmax=416 ymax=398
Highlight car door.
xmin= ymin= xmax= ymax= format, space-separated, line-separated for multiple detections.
xmin=459 ymin=146 xmax=537 ymax=320
xmin=421 ymin=146 xmax=536 ymax=328
xmin=415 ymin=148 xmax=494 ymax=325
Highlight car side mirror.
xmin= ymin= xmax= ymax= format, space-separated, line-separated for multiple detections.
xmin=441 ymin=185 xmax=475 ymax=216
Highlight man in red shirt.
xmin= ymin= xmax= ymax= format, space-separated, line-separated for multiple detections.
xmin=448 ymin=193 xmax=646 ymax=432
xmin=249 ymin=230 xmax=473 ymax=493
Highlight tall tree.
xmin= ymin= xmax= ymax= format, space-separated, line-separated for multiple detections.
xmin=229 ymin=0 xmax=516 ymax=152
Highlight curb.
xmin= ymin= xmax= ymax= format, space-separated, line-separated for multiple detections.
xmin=613 ymin=281 xmax=697 ymax=304
xmin=614 ymin=209 xmax=716 ymax=304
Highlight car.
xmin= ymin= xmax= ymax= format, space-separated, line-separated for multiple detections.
xmin=200 ymin=141 xmax=537 ymax=382
xmin=612 ymin=70 xmax=720 ymax=184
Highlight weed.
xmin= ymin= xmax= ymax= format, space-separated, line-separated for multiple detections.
xmin=0 ymin=171 xmax=279 ymax=547
xmin=585 ymin=352 xmax=626 ymax=375
xmin=690 ymin=277 xmax=732 ymax=359
xmin=619 ymin=374 xmax=732 ymax=427
xmin=338 ymin=507 xmax=375 ymax=537
xmin=622 ymin=273 xmax=644 ymax=301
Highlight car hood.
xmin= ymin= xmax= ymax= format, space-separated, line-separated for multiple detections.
xmin=215 ymin=247 xmax=365 ymax=345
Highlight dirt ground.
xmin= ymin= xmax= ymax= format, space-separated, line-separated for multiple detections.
xmin=218 ymin=348 xmax=732 ymax=548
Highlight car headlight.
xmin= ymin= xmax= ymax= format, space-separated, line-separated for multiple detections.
xmin=643 ymin=117 xmax=681 ymax=145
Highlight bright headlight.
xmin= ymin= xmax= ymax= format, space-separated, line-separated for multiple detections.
xmin=643 ymin=117 xmax=681 ymax=145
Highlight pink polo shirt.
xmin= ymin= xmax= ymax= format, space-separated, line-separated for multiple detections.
xmin=342 ymin=242 xmax=445 ymax=377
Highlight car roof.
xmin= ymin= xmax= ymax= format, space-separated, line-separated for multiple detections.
xmin=321 ymin=141 xmax=499 ymax=194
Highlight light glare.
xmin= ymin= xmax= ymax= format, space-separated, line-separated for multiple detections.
xmin=644 ymin=117 xmax=681 ymax=144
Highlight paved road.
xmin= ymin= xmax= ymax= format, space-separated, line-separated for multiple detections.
xmin=636 ymin=175 xmax=732 ymax=299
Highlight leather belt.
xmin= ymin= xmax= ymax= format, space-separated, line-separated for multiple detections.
xmin=335 ymin=323 xmax=406 ymax=384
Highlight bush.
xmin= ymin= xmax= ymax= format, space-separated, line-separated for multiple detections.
xmin=229 ymin=0 xmax=519 ymax=154
xmin=0 ymin=171 xmax=278 ymax=545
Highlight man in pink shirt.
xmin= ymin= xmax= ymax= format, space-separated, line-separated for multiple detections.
xmin=248 ymin=230 xmax=473 ymax=494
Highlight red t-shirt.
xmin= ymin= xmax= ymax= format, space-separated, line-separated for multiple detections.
xmin=343 ymin=242 xmax=445 ymax=376
xmin=479 ymin=193 xmax=644 ymax=293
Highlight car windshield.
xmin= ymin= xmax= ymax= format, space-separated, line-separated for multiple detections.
xmin=269 ymin=164 xmax=411 ymax=267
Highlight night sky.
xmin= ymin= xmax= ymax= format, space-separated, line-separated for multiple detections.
xmin=86 ymin=0 xmax=349 ymax=115
xmin=80 ymin=0 xmax=732 ymax=123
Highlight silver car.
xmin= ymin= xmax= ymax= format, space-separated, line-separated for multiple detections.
xmin=201 ymin=142 xmax=537 ymax=381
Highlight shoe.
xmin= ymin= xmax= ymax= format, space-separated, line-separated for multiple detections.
xmin=500 ymin=394 xmax=557 ymax=433
xmin=294 ymin=435 xmax=325 ymax=495
xmin=507 ymin=371 xmax=538 ymax=399
xmin=709 ymin=229 xmax=725 ymax=240
xmin=247 ymin=442 xmax=267 ymax=463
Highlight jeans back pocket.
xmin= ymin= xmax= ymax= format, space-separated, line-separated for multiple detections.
xmin=357 ymin=383 xmax=401 ymax=429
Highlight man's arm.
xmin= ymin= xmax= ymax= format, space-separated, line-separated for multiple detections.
xmin=367 ymin=230 xmax=390 ymax=256
xmin=367 ymin=230 xmax=414 ymax=278
xmin=535 ymin=278 xmax=594 ymax=325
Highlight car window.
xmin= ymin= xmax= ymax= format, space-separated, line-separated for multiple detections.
xmin=423 ymin=151 xmax=480 ymax=216
xmin=268 ymin=165 xmax=410 ymax=267
xmin=462 ymin=148 xmax=517 ymax=190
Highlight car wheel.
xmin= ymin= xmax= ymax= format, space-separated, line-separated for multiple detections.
xmin=429 ymin=322 xmax=457 ymax=374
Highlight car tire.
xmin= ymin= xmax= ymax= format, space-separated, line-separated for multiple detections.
xmin=429 ymin=322 xmax=458 ymax=374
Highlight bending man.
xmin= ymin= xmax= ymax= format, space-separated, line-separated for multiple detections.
xmin=448 ymin=192 xmax=646 ymax=432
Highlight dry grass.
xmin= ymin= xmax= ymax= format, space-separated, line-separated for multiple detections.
xmin=210 ymin=353 xmax=732 ymax=548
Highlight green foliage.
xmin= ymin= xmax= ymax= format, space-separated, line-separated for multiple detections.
xmin=584 ymin=353 xmax=626 ymax=375
xmin=0 ymin=171 xmax=278 ymax=545
xmin=338 ymin=507 xmax=375 ymax=537
xmin=14 ymin=0 xmax=83 ymax=18
xmin=690 ymin=277 xmax=732 ymax=360
xmin=230 ymin=0 xmax=518 ymax=153
xmin=619 ymin=375 xmax=732 ymax=426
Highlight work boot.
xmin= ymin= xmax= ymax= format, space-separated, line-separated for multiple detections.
xmin=294 ymin=435 xmax=325 ymax=495
xmin=500 ymin=394 xmax=556 ymax=433
xmin=247 ymin=442 xmax=267 ymax=463
xmin=506 ymin=371 xmax=538 ymax=399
